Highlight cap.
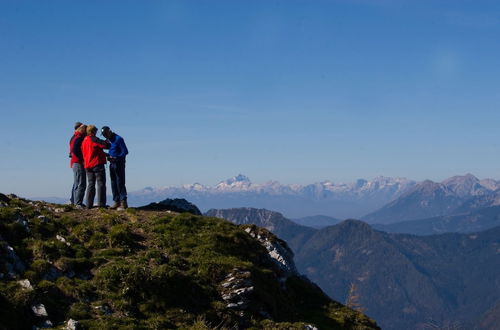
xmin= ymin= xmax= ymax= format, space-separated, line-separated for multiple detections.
xmin=101 ymin=126 xmax=111 ymax=136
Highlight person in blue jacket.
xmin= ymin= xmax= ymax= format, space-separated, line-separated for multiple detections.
xmin=101 ymin=126 xmax=129 ymax=210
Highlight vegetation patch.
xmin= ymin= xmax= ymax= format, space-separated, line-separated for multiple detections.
xmin=0 ymin=196 xmax=379 ymax=329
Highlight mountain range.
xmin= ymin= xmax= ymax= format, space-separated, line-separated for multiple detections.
xmin=208 ymin=207 xmax=500 ymax=330
xmin=35 ymin=174 xmax=500 ymax=224
xmin=128 ymin=174 xmax=417 ymax=219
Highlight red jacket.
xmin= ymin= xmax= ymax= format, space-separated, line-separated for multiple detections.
xmin=81 ymin=135 xmax=109 ymax=169
xmin=69 ymin=131 xmax=85 ymax=167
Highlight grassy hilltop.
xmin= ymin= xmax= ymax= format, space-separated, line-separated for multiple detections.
xmin=0 ymin=194 xmax=378 ymax=330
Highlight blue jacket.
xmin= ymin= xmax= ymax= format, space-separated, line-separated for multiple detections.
xmin=107 ymin=133 xmax=128 ymax=161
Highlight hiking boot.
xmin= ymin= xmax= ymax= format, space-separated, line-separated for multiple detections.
xmin=109 ymin=201 xmax=120 ymax=210
xmin=75 ymin=204 xmax=86 ymax=210
xmin=117 ymin=200 xmax=128 ymax=211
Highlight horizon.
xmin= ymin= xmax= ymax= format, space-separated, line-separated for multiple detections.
xmin=24 ymin=172 xmax=497 ymax=200
xmin=2 ymin=1 xmax=500 ymax=197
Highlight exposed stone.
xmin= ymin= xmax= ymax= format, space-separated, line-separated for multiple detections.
xmin=15 ymin=214 xmax=30 ymax=232
xmin=18 ymin=279 xmax=33 ymax=290
xmin=304 ymin=325 xmax=318 ymax=330
xmin=40 ymin=320 xmax=53 ymax=328
xmin=0 ymin=240 xmax=26 ymax=279
xmin=244 ymin=225 xmax=298 ymax=281
xmin=56 ymin=235 xmax=71 ymax=246
xmin=94 ymin=304 xmax=112 ymax=315
xmin=37 ymin=215 xmax=50 ymax=223
xmin=32 ymin=304 xmax=48 ymax=317
xmin=220 ymin=268 xmax=254 ymax=311
xmin=66 ymin=319 xmax=79 ymax=330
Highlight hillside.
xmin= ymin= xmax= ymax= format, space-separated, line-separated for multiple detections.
xmin=0 ymin=194 xmax=378 ymax=330
xmin=373 ymin=205 xmax=500 ymax=235
xmin=205 ymin=208 xmax=317 ymax=253
xmin=295 ymin=220 xmax=500 ymax=330
xmin=210 ymin=207 xmax=500 ymax=330
xmin=291 ymin=215 xmax=341 ymax=229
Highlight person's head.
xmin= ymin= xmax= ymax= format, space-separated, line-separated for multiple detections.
xmin=74 ymin=122 xmax=83 ymax=130
xmin=86 ymin=125 xmax=97 ymax=136
xmin=77 ymin=124 xmax=87 ymax=135
xmin=101 ymin=126 xmax=112 ymax=139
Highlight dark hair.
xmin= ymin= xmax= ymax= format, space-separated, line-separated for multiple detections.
xmin=74 ymin=122 xmax=83 ymax=130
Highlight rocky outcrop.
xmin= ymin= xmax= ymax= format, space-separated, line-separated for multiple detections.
xmin=217 ymin=225 xmax=299 ymax=316
xmin=243 ymin=224 xmax=298 ymax=281
xmin=136 ymin=198 xmax=202 ymax=215
xmin=0 ymin=235 xmax=26 ymax=279
xmin=220 ymin=268 xmax=254 ymax=310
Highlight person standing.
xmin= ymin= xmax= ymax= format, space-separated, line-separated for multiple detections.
xmin=101 ymin=126 xmax=129 ymax=210
xmin=69 ymin=122 xmax=87 ymax=207
xmin=81 ymin=125 xmax=110 ymax=209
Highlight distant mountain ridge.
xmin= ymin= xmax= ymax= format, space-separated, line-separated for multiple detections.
xmin=291 ymin=215 xmax=341 ymax=229
xmin=372 ymin=205 xmax=500 ymax=235
xmin=129 ymin=174 xmax=417 ymax=218
xmin=363 ymin=174 xmax=500 ymax=224
xmin=204 ymin=208 xmax=316 ymax=252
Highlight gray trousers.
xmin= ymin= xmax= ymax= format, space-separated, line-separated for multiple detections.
xmin=71 ymin=163 xmax=86 ymax=205
xmin=86 ymin=164 xmax=106 ymax=208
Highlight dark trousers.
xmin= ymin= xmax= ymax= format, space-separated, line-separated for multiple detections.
xmin=110 ymin=161 xmax=127 ymax=202
xmin=70 ymin=163 xmax=86 ymax=205
xmin=86 ymin=164 xmax=106 ymax=207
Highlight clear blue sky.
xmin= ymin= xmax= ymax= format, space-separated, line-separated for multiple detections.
xmin=1 ymin=0 xmax=500 ymax=197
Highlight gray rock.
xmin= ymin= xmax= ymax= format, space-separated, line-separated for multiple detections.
xmin=0 ymin=241 xmax=26 ymax=278
xmin=220 ymin=268 xmax=254 ymax=311
xmin=56 ymin=235 xmax=71 ymax=246
xmin=37 ymin=215 xmax=50 ymax=223
xmin=244 ymin=226 xmax=298 ymax=280
xmin=304 ymin=325 xmax=318 ymax=330
xmin=15 ymin=214 xmax=30 ymax=232
xmin=18 ymin=279 xmax=33 ymax=290
xmin=94 ymin=304 xmax=112 ymax=315
xmin=66 ymin=319 xmax=79 ymax=330
xmin=40 ymin=320 xmax=53 ymax=328
xmin=31 ymin=304 xmax=48 ymax=317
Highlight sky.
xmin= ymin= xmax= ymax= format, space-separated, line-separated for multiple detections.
xmin=1 ymin=0 xmax=500 ymax=197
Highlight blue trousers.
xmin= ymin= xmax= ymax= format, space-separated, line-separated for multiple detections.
xmin=86 ymin=164 xmax=106 ymax=207
xmin=110 ymin=161 xmax=127 ymax=202
xmin=71 ymin=163 xmax=86 ymax=205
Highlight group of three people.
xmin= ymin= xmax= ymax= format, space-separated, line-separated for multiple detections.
xmin=69 ymin=122 xmax=129 ymax=210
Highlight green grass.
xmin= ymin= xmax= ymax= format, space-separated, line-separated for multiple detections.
xmin=0 ymin=196 xmax=379 ymax=330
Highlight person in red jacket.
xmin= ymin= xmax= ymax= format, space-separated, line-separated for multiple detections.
xmin=69 ymin=122 xmax=87 ymax=207
xmin=81 ymin=125 xmax=110 ymax=208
